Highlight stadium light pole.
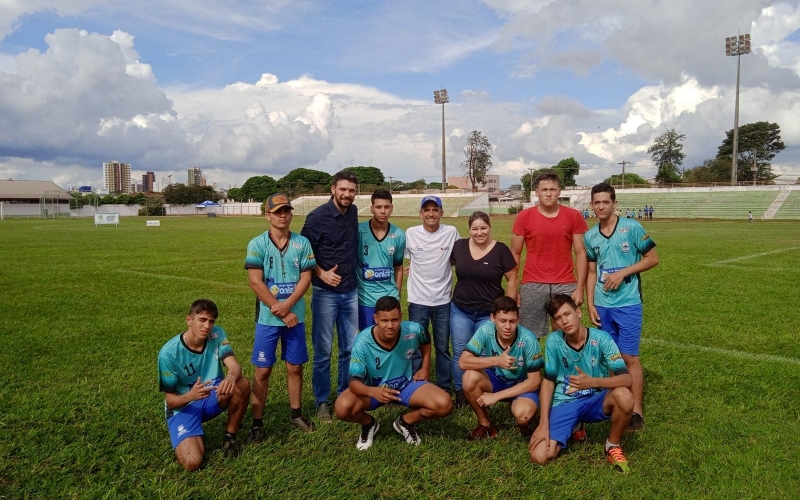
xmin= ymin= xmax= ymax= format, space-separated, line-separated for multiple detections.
xmin=726 ymin=33 xmax=751 ymax=186
xmin=434 ymin=89 xmax=449 ymax=193
xmin=751 ymin=149 xmax=758 ymax=187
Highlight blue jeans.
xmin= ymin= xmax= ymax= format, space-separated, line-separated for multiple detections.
xmin=449 ymin=302 xmax=491 ymax=392
xmin=408 ymin=302 xmax=452 ymax=392
xmin=311 ymin=287 xmax=358 ymax=404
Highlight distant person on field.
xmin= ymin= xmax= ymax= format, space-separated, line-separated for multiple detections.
xmin=301 ymin=170 xmax=360 ymax=422
xmin=511 ymin=170 xmax=588 ymax=338
xmin=158 ymin=299 xmax=251 ymax=471
xmin=748 ymin=211 xmax=753 ymax=223
xmin=529 ymin=295 xmax=633 ymax=473
xmin=459 ymin=297 xmax=543 ymax=442
xmin=356 ymin=189 xmax=406 ymax=331
xmin=245 ymin=193 xmax=317 ymax=442
xmin=649 ymin=206 xmax=654 ymax=220
xmin=638 ymin=208 xmax=642 ymax=220
xmin=335 ymin=296 xmax=452 ymax=450
xmin=585 ymin=182 xmax=658 ymax=433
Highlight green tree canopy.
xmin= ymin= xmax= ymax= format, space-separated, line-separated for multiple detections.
xmin=345 ymin=166 xmax=384 ymax=186
xmin=647 ymin=128 xmax=686 ymax=182
xmin=277 ymin=168 xmax=333 ymax=196
xmin=461 ymin=130 xmax=493 ymax=193
xmin=130 ymin=192 xmax=146 ymax=205
xmin=604 ymin=173 xmax=650 ymax=187
xmin=427 ymin=182 xmax=442 ymax=190
xmin=240 ymin=175 xmax=277 ymax=202
xmin=226 ymin=187 xmax=244 ymax=201
xmin=553 ymin=157 xmax=580 ymax=187
xmin=717 ymin=121 xmax=785 ymax=182
xmin=684 ymin=158 xmax=731 ymax=183
xmin=163 ymin=183 xmax=221 ymax=205
xmin=520 ymin=169 xmax=564 ymax=202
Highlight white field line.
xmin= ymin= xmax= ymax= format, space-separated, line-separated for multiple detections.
xmin=116 ymin=269 xmax=247 ymax=289
xmin=146 ymin=259 xmax=242 ymax=270
xmin=643 ymin=338 xmax=800 ymax=366
xmin=708 ymin=246 xmax=800 ymax=266
xmin=709 ymin=264 xmax=800 ymax=272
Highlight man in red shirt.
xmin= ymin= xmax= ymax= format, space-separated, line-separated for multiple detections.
xmin=510 ymin=171 xmax=588 ymax=338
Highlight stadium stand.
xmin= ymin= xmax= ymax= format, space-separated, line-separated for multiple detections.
xmin=608 ymin=191 xmax=780 ymax=219
xmin=773 ymin=191 xmax=800 ymax=219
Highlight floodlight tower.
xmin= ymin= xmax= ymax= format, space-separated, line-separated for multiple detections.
xmin=433 ymin=89 xmax=449 ymax=193
xmin=725 ymin=33 xmax=751 ymax=186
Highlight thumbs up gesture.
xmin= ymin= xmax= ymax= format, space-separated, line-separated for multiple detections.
xmin=496 ymin=345 xmax=516 ymax=370
xmin=566 ymin=367 xmax=591 ymax=394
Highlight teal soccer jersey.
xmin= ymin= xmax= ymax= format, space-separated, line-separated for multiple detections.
xmin=158 ymin=326 xmax=234 ymax=418
xmin=584 ymin=217 xmax=656 ymax=308
xmin=349 ymin=321 xmax=430 ymax=390
xmin=543 ymin=328 xmax=627 ymax=407
xmin=244 ymin=231 xmax=316 ymax=326
xmin=356 ymin=221 xmax=406 ymax=306
xmin=464 ymin=323 xmax=543 ymax=384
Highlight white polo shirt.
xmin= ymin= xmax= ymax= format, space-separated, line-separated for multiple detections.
xmin=404 ymin=224 xmax=460 ymax=306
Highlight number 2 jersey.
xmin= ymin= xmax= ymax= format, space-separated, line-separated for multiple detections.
xmin=158 ymin=326 xmax=234 ymax=418
xmin=356 ymin=220 xmax=406 ymax=307
xmin=543 ymin=327 xmax=628 ymax=407
xmin=244 ymin=231 xmax=316 ymax=326
xmin=349 ymin=321 xmax=430 ymax=390
xmin=584 ymin=217 xmax=656 ymax=308
xmin=464 ymin=323 xmax=543 ymax=384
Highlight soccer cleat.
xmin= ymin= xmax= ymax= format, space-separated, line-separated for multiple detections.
xmin=605 ymin=446 xmax=631 ymax=473
xmin=221 ymin=437 xmax=240 ymax=459
xmin=317 ymin=402 xmax=333 ymax=422
xmin=248 ymin=426 xmax=265 ymax=444
xmin=290 ymin=416 xmax=317 ymax=433
xmin=570 ymin=423 xmax=587 ymax=442
xmin=356 ymin=418 xmax=380 ymax=451
xmin=468 ymin=424 xmax=498 ymax=441
xmin=393 ymin=416 xmax=421 ymax=446
xmin=625 ymin=413 xmax=644 ymax=434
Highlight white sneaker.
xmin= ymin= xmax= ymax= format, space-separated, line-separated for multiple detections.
xmin=392 ymin=416 xmax=421 ymax=446
xmin=356 ymin=418 xmax=379 ymax=451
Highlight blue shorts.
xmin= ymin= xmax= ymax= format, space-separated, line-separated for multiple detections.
xmin=251 ymin=322 xmax=308 ymax=368
xmin=358 ymin=305 xmax=376 ymax=332
xmin=549 ymin=390 xmax=610 ymax=448
xmin=596 ymin=304 xmax=643 ymax=356
xmin=167 ymin=387 xmax=225 ymax=449
xmin=486 ymin=369 xmax=540 ymax=406
xmin=369 ymin=380 xmax=428 ymax=410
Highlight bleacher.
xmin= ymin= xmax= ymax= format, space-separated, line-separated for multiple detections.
xmin=773 ymin=191 xmax=800 ymax=219
xmin=606 ymin=191 xmax=780 ymax=219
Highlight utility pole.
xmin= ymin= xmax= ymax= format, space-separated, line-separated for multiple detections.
xmin=434 ymin=89 xmax=449 ymax=194
xmin=726 ymin=34 xmax=751 ymax=186
xmin=618 ymin=160 xmax=630 ymax=189
xmin=528 ymin=167 xmax=534 ymax=203
xmin=388 ymin=176 xmax=394 ymax=194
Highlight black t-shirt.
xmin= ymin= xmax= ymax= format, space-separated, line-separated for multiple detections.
xmin=451 ymin=238 xmax=516 ymax=312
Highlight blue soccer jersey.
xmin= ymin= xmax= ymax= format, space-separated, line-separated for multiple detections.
xmin=158 ymin=325 xmax=234 ymax=418
xmin=584 ymin=217 xmax=656 ymax=308
xmin=349 ymin=321 xmax=430 ymax=390
xmin=356 ymin=220 xmax=406 ymax=307
xmin=464 ymin=322 xmax=543 ymax=384
xmin=244 ymin=231 xmax=316 ymax=326
xmin=543 ymin=327 xmax=628 ymax=407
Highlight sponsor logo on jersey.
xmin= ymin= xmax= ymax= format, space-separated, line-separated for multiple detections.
xmin=292 ymin=242 xmax=303 ymax=249
xmin=293 ymin=258 xmax=300 ymax=268
xmin=221 ymin=339 xmax=230 ymax=346
xmin=405 ymin=348 xmax=414 ymax=360
xmin=364 ymin=267 xmax=392 ymax=280
xmin=269 ymin=282 xmax=297 ymax=299
xmin=562 ymin=357 xmax=569 ymax=368
xmin=247 ymin=251 xmax=260 ymax=257
xmin=563 ymin=374 xmax=592 ymax=397
xmin=517 ymin=341 xmax=525 ymax=348
xmin=209 ymin=332 xmax=218 ymax=339
xmin=641 ymin=234 xmax=650 ymax=241
xmin=619 ymin=227 xmax=630 ymax=234
xmin=609 ymin=353 xmax=622 ymax=361
xmin=440 ymin=246 xmax=450 ymax=251
xmin=590 ymin=339 xmax=599 ymax=346
xmin=531 ymin=353 xmax=542 ymax=360
xmin=403 ymin=334 xmax=415 ymax=340
xmin=387 ymin=246 xmax=395 ymax=255
xmin=388 ymin=233 xmax=398 ymax=239
xmin=414 ymin=246 xmax=423 ymax=251
xmin=620 ymin=241 xmax=630 ymax=253
xmin=162 ymin=371 xmax=173 ymax=378
xmin=307 ymin=254 xmax=314 ymax=260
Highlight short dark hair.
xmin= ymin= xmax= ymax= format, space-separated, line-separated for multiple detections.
xmin=534 ymin=170 xmax=561 ymax=189
xmin=545 ymin=294 xmax=577 ymax=318
xmin=371 ymin=189 xmax=392 ymax=204
xmin=374 ymin=296 xmax=401 ymax=314
xmin=492 ymin=296 xmax=519 ymax=316
xmin=332 ymin=170 xmax=358 ymax=186
xmin=189 ymin=299 xmax=218 ymax=319
xmin=468 ymin=210 xmax=490 ymax=228
xmin=591 ymin=182 xmax=616 ymax=202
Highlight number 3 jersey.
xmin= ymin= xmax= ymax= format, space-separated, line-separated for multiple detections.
xmin=356 ymin=220 xmax=406 ymax=307
xmin=158 ymin=325 xmax=234 ymax=418
xmin=349 ymin=321 xmax=430 ymax=390
xmin=245 ymin=231 xmax=316 ymax=326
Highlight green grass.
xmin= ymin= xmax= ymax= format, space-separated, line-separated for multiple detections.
xmin=1 ymin=216 xmax=799 ymax=499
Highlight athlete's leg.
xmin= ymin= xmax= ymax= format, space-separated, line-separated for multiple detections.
xmin=333 ymin=389 xmax=373 ymax=425
xmin=251 ymin=366 xmax=273 ymax=420
xmin=511 ymin=395 xmax=538 ymax=427
xmin=462 ymin=369 xmax=494 ymax=427
xmin=623 ymin=354 xmax=644 ymax=415
xmin=217 ymin=376 xmax=251 ymax=434
xmin=603 ymin=387 xmax=634 ymax=445
xmin=404 ymin=382 xmax=453 ymax=424
xmin=174 ymin=436 xmax=204 ymax=471
xmin=282 ymin=323 xmax=310 ymax=411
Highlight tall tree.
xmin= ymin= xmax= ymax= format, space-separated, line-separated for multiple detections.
xmin=345 ymin=166 xmax=384 ymax=187
xmin=647 ymin=128 xmax=686 ymax=183
xmin=240 ymin=175 xmax=277 ymax=202
xmin=553 ymin=157 xmax=580 ymax=187
xmin=683 ymin=158 xmax=731 ymax=183
xmin=226 ymin=187 xmax=244 ymax=201
xmin=717 ymin=121 xmax=785 ymax=182
xmin=461 ymin=130 xmax=493 ymax=193
xmin=604 ymin=173 xmax=650 ymax=186
xmin=276 ymin=168 xmax=333 ymax=196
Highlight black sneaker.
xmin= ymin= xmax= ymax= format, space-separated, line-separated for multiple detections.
xmin=625 ymin=413 xmax=644 ymax=434
xmin=222 ymin=438 xmax=240 ymax=458
xmin=317 ymin=402 xmax=333 ymax=422
xmin=393 ymin=416 xmax=421 ymax=446
xmin=248 ymin=426 xmax=265 ymax=444
xmin=290 ymin=415 xmax=317 ymax=433
xmin=454 ymin=390 xmax=468 ymax=409
xmin=356 ymin=418 xmax=380 ymax=451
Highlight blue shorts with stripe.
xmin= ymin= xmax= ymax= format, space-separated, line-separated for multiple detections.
xmin=485 ymin=369 xmax=540 ymax=406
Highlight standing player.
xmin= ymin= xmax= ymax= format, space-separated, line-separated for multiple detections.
xmin=158 ymin=299 xmax=251 ymax=471
xmin=585 ymin=182 xmax=658 ymax=433
xmin=334 ymin=296 xmax=453 ymax=450
xmin=245 ymin=193 xmax=317 ymax=441
xmin=356 ymin=189 xmax=406 ymax=330
xmin=529 ymin=294 xmax=634 ymax=472
xmin=511 ymin=171 xmax=588 ymax=338
xmin=459 ymin=297 xmax=543 ymax=441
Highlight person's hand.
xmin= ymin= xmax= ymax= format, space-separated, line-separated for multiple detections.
xmin=477 ymin=392 xmax=498 ymax=407
xmin=602 ymin=271 xmax=625 ymax=291
xmin=217 ymin=374 xmax=236 ymax=396
xmin=571 ymin=288 xmax=584 ymax=306
xmin=529 ymin=424 xmax=550 ymax=453
xmin=281 ymin=312 xmax=299 ymax=328
xmin=412 ymin=368 xmax=429 ymax=381
xmin=403 ymin=266 xmax=410 ymax=276
xmin=371 ymin=386 xmax=401 ymax=404
xmin=270 ymin=301 xmax=291 ymax=318
xmin=566 ymin=367 xmax=592 ymax=394
xmin=320 ymin=265 xmax=342 ymax=287
xmin=495 ymin=346 xmax=516 ymax=370
xmin=187 ymin=377 xmax=216 ymax=401
xmin=588 ymin=305 xmax=601 ymax=327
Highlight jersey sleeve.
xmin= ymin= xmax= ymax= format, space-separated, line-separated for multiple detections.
xmin=158 ymin=350 xmax=179 ymax=393
xmin=214 ymin=326 xmax=235 ymax=361
xmin=411 ymin=321 xmax=430 ymax=345
xmin=542 ymin=335 xmax=559 ymax=381
xmin=464 ymin=326 xmax=487 ymax=357
xmin=584 ymin=232 xmax=597 ymax=262
xmin=244 ymin=236 xmax=264 ymax=270
xmin=299 ymin=235 xmax=317 ymax=272
xmin=393 ymin=229 xmax=406 ymax=267
xmin=631 ymin=222 xmax=656 ymax=255
xmin=525 ymin=337 xmax=544 ymax=372
xmin=349 ymin=338 xmax=368 ymax=381
xmin=599 ymin=331 xmax=627 ymax=375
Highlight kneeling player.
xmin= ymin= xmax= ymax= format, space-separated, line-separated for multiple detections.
xmin=334 ymin=296 xmax=453 ymax=450
xmin=529 ymin=294 xmax=634 ymax=473
xmin=459 ymin=296 xmax=543 ymax=441
xmin=158 ymin=300 xmax=251 ymax=471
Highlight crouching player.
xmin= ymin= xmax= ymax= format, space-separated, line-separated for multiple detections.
xmin=459 ymin=296 xmax=543 ymax=441
xmin=335 ymin=296 xmax=453 ymax=450
xmin=529 ymin=294 xmax=634 ymax=473
xmin=158 ymin=300 xmax=251 ymax=471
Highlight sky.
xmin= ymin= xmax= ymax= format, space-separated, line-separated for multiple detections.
xmin=1 ymin=0 xmax=800 ymax=190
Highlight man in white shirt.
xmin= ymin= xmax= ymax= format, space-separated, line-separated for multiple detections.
xmin=405 ymin=196 xmax=460 ymax=393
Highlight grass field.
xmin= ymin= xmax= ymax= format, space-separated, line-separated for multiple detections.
xmin=2 ymin=216 xmax=799 ymax=499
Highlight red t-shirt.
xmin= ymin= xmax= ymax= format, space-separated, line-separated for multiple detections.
xmin=512 ymin=205 xmax=588 ymax=284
